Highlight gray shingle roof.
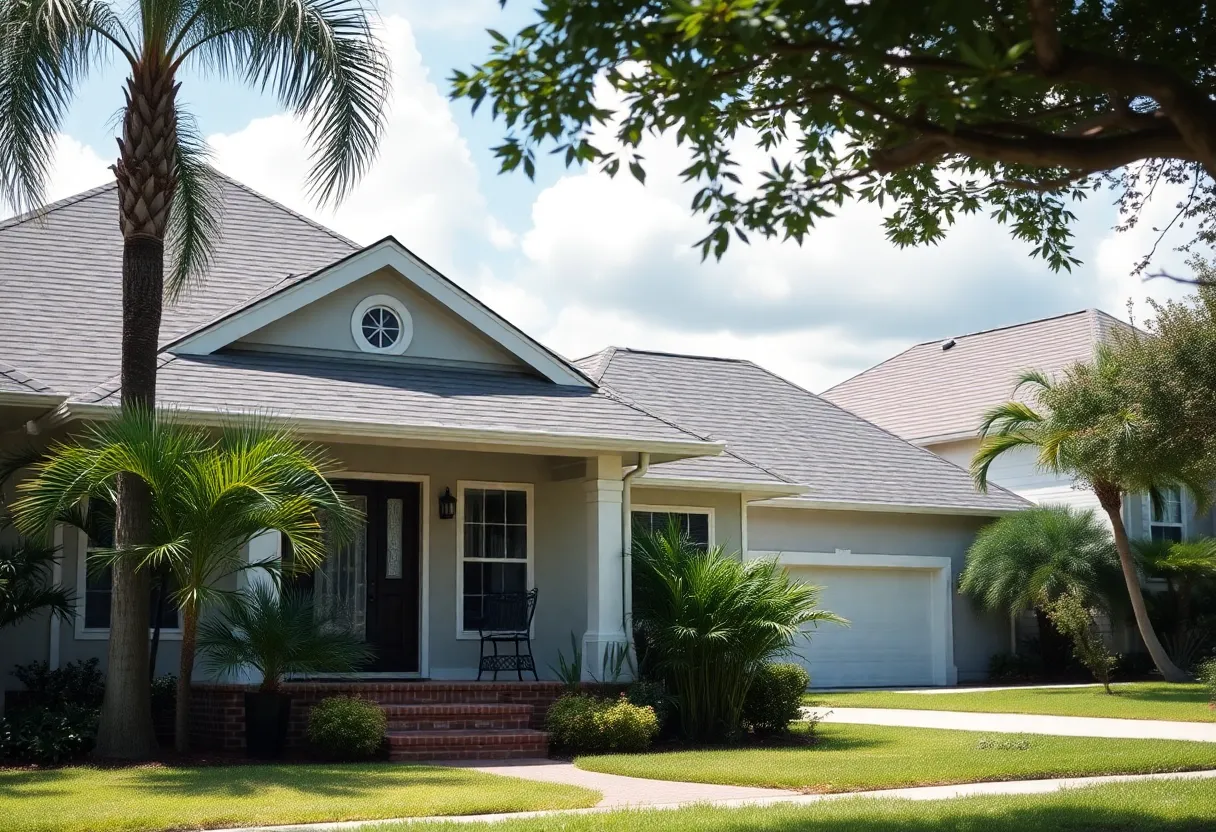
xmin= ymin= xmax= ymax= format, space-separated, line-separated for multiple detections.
xmin=823 ymin=309 xmax=1131 ymax=443
xmin=0 ymin=175 xmax=357 ymax=397
xmin=0 ymin=359 xmax=57 ymax=396
xmin=74 ymin=351 xmax=717 ymax=450
xmin=577 ymin=348 xmax=1028 ymax=514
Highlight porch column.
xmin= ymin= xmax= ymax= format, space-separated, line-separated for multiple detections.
xmin=583 ymin=454 xmax=629 ymax=681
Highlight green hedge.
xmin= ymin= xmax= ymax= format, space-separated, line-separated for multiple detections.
xmin=547 ymin=694 xmax=659 ymax=753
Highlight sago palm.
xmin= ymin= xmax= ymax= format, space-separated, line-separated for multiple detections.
xmin=11 ymin=406 xmax=361 ymax=752
xmin=0 ymin=0 xmax=388 ymax=758
xmin=972 ymin=349 xmax=1210 ymax=682
xmin=632 ymin=524 xmax=844 ymax=742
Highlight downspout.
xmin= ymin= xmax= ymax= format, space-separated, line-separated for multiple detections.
xmin=621 ymin=452 xmax=650 ymax=639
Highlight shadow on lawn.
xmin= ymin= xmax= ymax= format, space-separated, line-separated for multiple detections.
xmin=0 ymin=763 xmax=487 ymax=801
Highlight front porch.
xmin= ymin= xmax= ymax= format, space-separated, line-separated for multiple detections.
xmin=190 ymin=680 xmax=613 ymax=760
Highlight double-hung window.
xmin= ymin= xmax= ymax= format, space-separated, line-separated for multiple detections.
xmin=457 ymin=482 xmax=532 ymax=637
xmin=631 ymin=507 xmax=714 ymax=551
xmin=78 ymin=499 xmax=181 ymax=637
xmin=1149 ymin=488 xmax=1185 ymax=543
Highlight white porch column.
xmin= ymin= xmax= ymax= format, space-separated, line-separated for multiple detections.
xmin=583 ymin=455 xmax=628 ymax=681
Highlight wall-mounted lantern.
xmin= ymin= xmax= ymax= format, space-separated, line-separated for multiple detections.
xmin=438 ymin=487 xmax=457 ymax=520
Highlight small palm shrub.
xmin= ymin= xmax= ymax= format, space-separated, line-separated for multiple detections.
xmin=632 ymin=525 xmax=843 ymax=742
xmin=546 ymin=694 xmax=659 ymax=753
xmin=743 ymin=662 xmax=810 ymax=735
xmin=307 ymin=696 xmax=386 ymax=760
xmin=1044 ymin=592 xmax=1119 ymax=694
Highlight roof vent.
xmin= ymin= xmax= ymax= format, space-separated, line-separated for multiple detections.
xmin=941 ymin=338 xmax=957 ymax=351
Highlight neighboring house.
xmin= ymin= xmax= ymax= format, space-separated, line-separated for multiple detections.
xmin=822 ymin=310 xmax=1216 ymax=544
xmin=0 ymin=177 xmax=1028 ymax=694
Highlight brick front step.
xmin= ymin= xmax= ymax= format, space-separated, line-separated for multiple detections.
xmin=386 ymin=728 xmax=549 ymax=761
xmin=382 ymin=703 xmax=533 ymax=732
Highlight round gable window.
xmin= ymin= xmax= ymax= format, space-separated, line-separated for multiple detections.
xmin=351 ymin=294 xmax=413 ymax=354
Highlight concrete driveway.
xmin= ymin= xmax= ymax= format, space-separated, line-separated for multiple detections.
xmin=804 ymin=706 xmax=1216 ymax=743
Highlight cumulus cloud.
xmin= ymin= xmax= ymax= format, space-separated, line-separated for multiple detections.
xmin=207 ymin=14 xmax=493 ymax=274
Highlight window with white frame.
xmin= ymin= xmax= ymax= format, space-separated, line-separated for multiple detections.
xmin=80 ymin=499 xmax=181 ymax=634
xmin=458 ymin=483 xmax=532 ymax=635
xmin=631 ymin=507 xmax=713 ymax=551
xmin=1150 ymin=488 xmax=1185 ymax=542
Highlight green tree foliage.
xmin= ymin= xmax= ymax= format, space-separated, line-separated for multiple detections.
xmin=631 ymin=524 xmax=844 ymax=742
xmin=971 ymin=350 xmax=1214 ymax=682
xmin=960 ymin=505 xmax=1122 ymax=616
xmin=11 ymin=407 xmax=361 ymax=752
xmin=1043 ymin=592 xmax=1119 ymax=694
xmin=453 ymin=1 xmax=1216 ymax=267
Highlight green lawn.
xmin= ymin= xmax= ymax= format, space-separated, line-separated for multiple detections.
xmin=383 ymin=776 xmax=1216 ymax=832
xmin=575 ymin=722 xmax=1216 ymax=791
xmin=806 ymin=682 xmax=1213 ymax=722
xmin=0 ymin=762 xmax=600 ymax=832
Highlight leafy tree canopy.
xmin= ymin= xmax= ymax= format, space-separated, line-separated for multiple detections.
xmin=453 ymin=0 xmax=1216 ymax=268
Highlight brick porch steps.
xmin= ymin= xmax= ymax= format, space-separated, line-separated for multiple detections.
xmin=386 ymin=728 xmax=549 ymax=761
xmin=381 ymin=703 xmax=532 ymax=732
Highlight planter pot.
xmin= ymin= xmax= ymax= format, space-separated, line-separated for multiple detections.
xmin=244 ymin=691 xmax=292 ymax=759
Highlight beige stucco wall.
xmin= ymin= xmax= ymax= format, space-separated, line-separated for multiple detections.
xmin=237 ymin=268 xmax=525 ymax=369
xmin=747 ymin=505 xmax=1005 ymax=682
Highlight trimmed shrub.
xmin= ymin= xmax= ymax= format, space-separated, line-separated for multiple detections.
xmin=0 ymin=705 xmax=98 ymax=766
xmin=988 ymin=651 xmax=1044 ymax=682
xmin=307 ymin=696 xmax=386 ymax=760
xmin=547 ymin=694 xmax=659 ymax=753
xmin=1200 ymin=658 xmax=1216 ymax=710
xmin=10 ymin=659 xmax=105 ymax=710
xmin=743 ymin=662 xmax=809 ymax=735
xmin=625 ymin=680 xmax=671 ymax=730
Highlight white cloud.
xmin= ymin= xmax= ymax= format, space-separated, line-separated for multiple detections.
xmin=207 ymin=15 xmax=490 ymax=274
xmin=0 ymin=134 xmax=110 ymax=219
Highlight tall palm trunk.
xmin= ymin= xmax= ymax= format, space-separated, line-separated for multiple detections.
xmin=1094 ymin=483 xmax=1189 ymax=682
xmin=175 ymin=600 xmax=198 ymax=754
xmin=94 ymin=59 xmax=178 ymax=760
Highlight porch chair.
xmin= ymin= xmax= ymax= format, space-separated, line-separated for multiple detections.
xmin=476 ymin=588 xmax=539 ymax=681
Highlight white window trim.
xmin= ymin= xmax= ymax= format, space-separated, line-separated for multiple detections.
xmin=74 ymin=528 xmax=183 ymax=641
xmin=351 ymin=293 xmax=413 ymax=355
xmin=631 ymin=504 xmax=716 ymax=547
xmin=1147 ymin=487 xmax=1188 ymax=541
xmin=455 ymin=480 xmax=534 ymax=641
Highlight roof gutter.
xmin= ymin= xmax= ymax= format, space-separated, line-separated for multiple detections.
xmin=621 ymin=452 xmax=650 ymax=640
xmin=754 ymin=496 xmax=1028 ymax=516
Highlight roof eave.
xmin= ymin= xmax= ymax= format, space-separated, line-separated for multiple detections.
xmin=753 ymin=496 xmax=1027 ymax=517
xmin=636 ymin=475 xmax=809 ymax=498
xmin=63 ymin=401 xmax=726 ymax=459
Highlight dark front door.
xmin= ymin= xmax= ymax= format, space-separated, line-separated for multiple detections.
xmin=336 ymin=480 xmax=422 ymax=673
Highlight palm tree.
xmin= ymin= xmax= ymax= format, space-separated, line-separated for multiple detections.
xmin=632 ymin=524 xmax=845 ymax=741
xmin=960 ymin=505 xmax=1123 ymax=672
xmin=0 ymin=540 xmax=74 ymax=629
xmin=1133 ymin=537 xmax=1216 ymax=636
xmin=11 ymin=406 xmax=362 ymax=752
xmin=0 ymin=0 xmax=389 ymax=758
xmin=972 ymin=350 xmax=1208 ymax=682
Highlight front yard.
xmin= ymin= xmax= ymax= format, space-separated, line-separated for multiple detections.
xmin=381 ymin=776 xmax=1216 ymax=832
xmin=575 ymin=722 xmax=1216 ymax=790
xmin=806 ymin=682 xmax=1213 ymax=722
xmin=0 ymin=762 xmax=600 ymax=832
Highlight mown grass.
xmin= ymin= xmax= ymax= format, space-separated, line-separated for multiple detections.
xmin=806 ymin=682 xmax=1213 ymax=722
xmin=379 ymin=776 xmax=1216 ymax=832
xmin=575 ymin=722 xmax=1216 ymax=790
xmin=0 ymin=762 xmax=600 ymax=832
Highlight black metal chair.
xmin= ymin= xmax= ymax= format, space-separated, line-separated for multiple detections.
xmin=477 ymin=588 xmax=539 ymax=681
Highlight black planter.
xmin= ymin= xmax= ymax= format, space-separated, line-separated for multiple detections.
xmin=244 ymin=691 xmax=292 ymax=759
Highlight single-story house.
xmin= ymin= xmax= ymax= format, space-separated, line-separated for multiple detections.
xmin=0 ymin=175 xmax=1029 ymax=695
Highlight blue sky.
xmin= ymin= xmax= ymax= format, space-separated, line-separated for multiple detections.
xmin=8 ymin=0 xmax=1198 ymax=392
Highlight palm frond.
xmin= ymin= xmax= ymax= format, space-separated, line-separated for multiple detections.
xmin=1011 ymin=368 xmax=1055 ymax=397
xmin=0 ymin=538 xmax=74 ymax=627
xmin=970 ymin=432 xmax=1035 ymax=492
xmin=164 ymin=107 xmax=223 ymax=300
xmin=178 ymin=0 xmax=389 ymax=205
xmin=0 ymin=0 xmax=125 ymax=213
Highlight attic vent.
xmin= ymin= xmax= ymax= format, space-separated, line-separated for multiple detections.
xmin=941 ymin=338 xmax=957 ymax=351
xmin=351 ymin=294 xmax=413 ymax=355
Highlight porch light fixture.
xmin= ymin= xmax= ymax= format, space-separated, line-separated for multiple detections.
xmin=438 ymin=487 xmax=457 ymax=520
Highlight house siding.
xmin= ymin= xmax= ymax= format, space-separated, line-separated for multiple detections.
xmin=747 ymin=506 xmax=1005 ymax=682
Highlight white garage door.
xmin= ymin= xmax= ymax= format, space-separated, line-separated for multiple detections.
xmin=787 ymin=566 xmax=937 ymax=688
